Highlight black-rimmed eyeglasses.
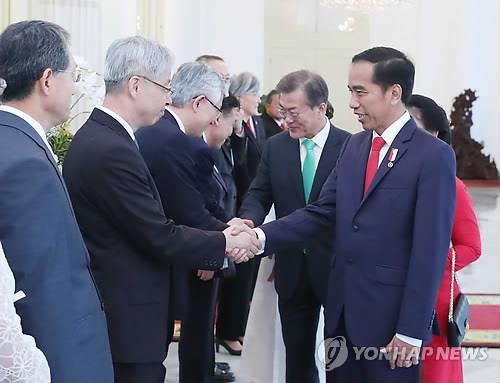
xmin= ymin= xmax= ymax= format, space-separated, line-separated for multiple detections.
xmin=194 ymin=95 xmax=223 ymax=115
xmin=134 ymin=74 xmax=174 ymax=95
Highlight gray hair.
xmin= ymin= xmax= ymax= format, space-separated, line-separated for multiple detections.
xmin=229 ymin=72 xmax=260 ymax=97
xmin=0 ymin=20 xmax=70 ymax=102
xmin=170 ymin=62 xmax=224 ymax=108
xmin=104 ymin=36 xmax=173 ymax=94
xmin=276 ymin=70 xmax=328 ymax=107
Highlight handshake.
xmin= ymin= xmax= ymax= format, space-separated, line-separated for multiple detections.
xmin=222 ymin=218 xmax=261 ymax=264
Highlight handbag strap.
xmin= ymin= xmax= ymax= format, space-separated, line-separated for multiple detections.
xmin=448 ymin=246 xmax=456 ymax=323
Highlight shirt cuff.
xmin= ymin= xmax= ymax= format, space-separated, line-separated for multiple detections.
xmin=220 ymin=257 xmax=229 ymax=270
xmin=395 ymin=333 xmax=422 ymax=347
xmin=254 ymin=228 xmax=266 ymax=255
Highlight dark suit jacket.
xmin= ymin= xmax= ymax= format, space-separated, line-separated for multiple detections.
xmin=261 ymin=119 xmax=456 ymax=346
xmin=239 ymin=124 xmax=351 ymax=303
xmin=261 ymin=111 xmax=282 ymax=138
xmin=213 ymin=138 xmax=245 ymax=219
xmin=136 ymin=111 xmax=228 ymax=233
xmin=233 ymin=115 xmax=266 ymax=206
xmin=0 ymin=110 xmax=113 ymax=382
xmin=63 ymin=108 xmax=225 ymax=363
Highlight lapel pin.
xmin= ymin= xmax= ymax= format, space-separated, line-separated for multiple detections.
xmin=387 ymin=148 xmax=398 ymax=168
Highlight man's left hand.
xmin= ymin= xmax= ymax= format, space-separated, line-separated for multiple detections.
xmin=384 ymin=335 xmax=420 ymax=369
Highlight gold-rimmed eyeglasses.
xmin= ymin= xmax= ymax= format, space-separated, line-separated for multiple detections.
xmin=56 ymin=66 xmax=82 ymax=83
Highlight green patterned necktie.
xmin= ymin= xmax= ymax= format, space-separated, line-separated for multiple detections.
xmin=302 ymin=139 xmax=316 ymax=203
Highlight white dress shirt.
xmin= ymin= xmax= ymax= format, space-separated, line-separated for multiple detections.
xmin=95 ymin=105 xmax=136 ymax=140
xmin=371 ymin=111 xmax=410 ymax=167
xmin=299 ymin=117 xmax=330 ymax=170
xmin=0 ymin=105 xmax=59 ymax=163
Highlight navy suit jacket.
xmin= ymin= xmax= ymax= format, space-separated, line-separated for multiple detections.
xmin=261 ymin=119 xmax=456 ymax=346
xmin=239 ymin=125 xmax=351 ymax=303
xmin=0 ymin=110 xmax=113 ymax=382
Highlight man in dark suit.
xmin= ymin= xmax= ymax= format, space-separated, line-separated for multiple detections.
xmin=247 ymin=47 xmax=456 ymax=383
xmin=239 ymin=70 xmax=351 ymax=383
xmin=136 ymin=62 xmax=244 ymax=383
xmin=0 ymin=20 xmax=114 ymax=383
xmin=63 ymin=38 xmax=259 ymax=383
xmin=261 ymin=89 xmax=286 ymax=138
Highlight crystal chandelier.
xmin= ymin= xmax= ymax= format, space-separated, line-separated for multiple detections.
xmin=319 ymin=0 xmax=411 ymax=11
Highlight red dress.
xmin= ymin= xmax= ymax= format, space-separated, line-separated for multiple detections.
xmin=421 ymin=178 xmax=481 ymax=383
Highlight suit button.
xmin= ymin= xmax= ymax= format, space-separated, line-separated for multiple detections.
xmin=352 ymin=224 xmax=359 ymax=232
xmin=347 ymin=257 xmax=354 ymax=264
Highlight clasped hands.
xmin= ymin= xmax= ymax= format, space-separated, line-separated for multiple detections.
xmin=222 ymin=217 xmax=259 ymax=264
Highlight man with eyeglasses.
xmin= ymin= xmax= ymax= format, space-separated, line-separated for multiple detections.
xmin=0 ymin=20 xmax=114 ymax=382
xmin=136 ymin=61 xmax=253 ymax=383
xmin=238 ymin=70 xmax=351 ymax=383
xmin=63 ymin=41 xmax=259 ymax=383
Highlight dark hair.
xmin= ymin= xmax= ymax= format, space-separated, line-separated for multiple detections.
xmin=221 ymin=95 xmax=240 ymax=115
xmin=0 ymin=20 xmax=70 ymax=102
xmin=407 ymin=94 xmax=451 ymax=145
xmin=195 ymin=54 xmax=224 ymax=63
xmin=265 ymin=89 xmax=279 ymax=104
xmin=326 ymin=101 xmax=334 ymax=119
xmin=352 ymin=47 xmax=415 ymax=104
xmin=276 ymin=70 xmax=328 ymax=108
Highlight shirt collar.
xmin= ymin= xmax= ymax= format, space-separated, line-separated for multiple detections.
xmin=299 ymin=116 xmax=330 ymax=149
xmin=166 ymin=107 xmax=186 ymax=134
xmin=371 ymin=111 xmax=411 ymax=147
xmin=0 ymin=105 xmax=56 ymax=157
xmin=95 ymin=105 xmax=135 ymax=141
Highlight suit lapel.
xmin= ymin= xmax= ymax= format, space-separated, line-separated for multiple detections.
xmin=284 ymin=136 xmax=306 ymax=205
xmin=358 ymin=120 xmax=416 ymax=210
xmin=0 ymin=111 xmax=74 ymax=206
xmin=213 ymin=165 xmax=228 ymax=193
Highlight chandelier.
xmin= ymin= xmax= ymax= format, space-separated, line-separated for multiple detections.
xmin=319 ymin=0 xmax=412 ymax=11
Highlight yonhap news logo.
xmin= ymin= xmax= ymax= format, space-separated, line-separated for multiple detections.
xmin=316 ymin=336 xmax=489 ymax=371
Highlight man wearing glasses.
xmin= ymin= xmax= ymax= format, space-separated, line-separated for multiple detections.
xmin=238 ymin=70 xmax=351 ymax=383
xmin=0 ymin=20 xmax=114 ymax=382
xmin=136 ymin=61 xmax=249 ymax=383
xmin=63 ymin=41 xmax=259 ymax=383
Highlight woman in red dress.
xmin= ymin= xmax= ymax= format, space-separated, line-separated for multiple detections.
xmin=408 ymin=95 xmax=482 ymax=383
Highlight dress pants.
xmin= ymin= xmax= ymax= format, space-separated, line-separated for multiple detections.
xmin=278 ymin=255 xmax=322 ymax=383
xmin=113 ymin=362 xmax=166 ymax=383
xmin=217 ymin=258 xmax=258 ymax=340
xmin=178 ymin=272 xmax=219 ymax=383
xmin=325 ymin=313 xmax=420 ymax=383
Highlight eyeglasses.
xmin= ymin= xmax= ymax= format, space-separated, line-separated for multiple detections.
xmin=56 ymin=67 xmax=82 ymax=83
xmin=133 ymin=74 xmax=174 ymax=95
xmin=194 ymin=95 xmax=223 ymax=115
xmin=279 ymin=104 xmax=321 ymax=121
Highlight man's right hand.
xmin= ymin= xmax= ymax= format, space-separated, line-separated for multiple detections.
xmin=223 ymin=227 xmax=260 ymax=264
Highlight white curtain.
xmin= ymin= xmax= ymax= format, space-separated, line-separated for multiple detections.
xmin=137 ymin=0 xmax=165 ymax=42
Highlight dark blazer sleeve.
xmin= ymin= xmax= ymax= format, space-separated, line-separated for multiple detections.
xmin=93 ymin=143 xmax=226 ymax=270
xmin=260 ymin=137 xmax=352 ymax=254
xmin=238 ymin=140 xmax=273 ymax=226
xmin=150 ymin=141 xmax=228 ymax=232
xmin=192 ymin=146 xmax=231 ymax=222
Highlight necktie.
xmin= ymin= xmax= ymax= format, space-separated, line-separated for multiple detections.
xmin=364 ymin=136 xmax=385 ymax=195
xmin=280 ymin=121 xmax=287 ymax=131
xmin=302 ymin=139 xmax=316 ymax=203
xmin=246 ymin=118 xmax=255 ymax=138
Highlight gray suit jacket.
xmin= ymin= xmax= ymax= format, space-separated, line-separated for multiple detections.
xmin=0 ymin=110 xmax=113 ymax=383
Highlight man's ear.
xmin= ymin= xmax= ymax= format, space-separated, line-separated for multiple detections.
xmin=38 ymin=68 xmax=54 ymax=95
xmin=192 ymin=95 xmax=205 ymax=113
